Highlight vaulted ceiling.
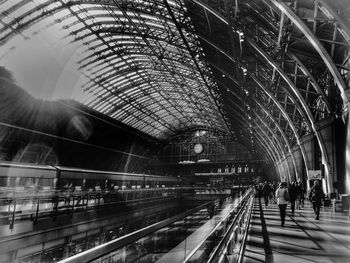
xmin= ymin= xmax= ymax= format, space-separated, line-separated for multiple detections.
xmin=0 ymin=0 xmax=349 ymax=165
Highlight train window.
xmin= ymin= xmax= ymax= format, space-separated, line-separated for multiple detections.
xmin=127 ymin=193 xmax=133 ymax=200
xmin=0 ymin=176 xmax=7 ymax=187
xmin=145 ymin=185 xmax=149 ymax=188
xmin=15 ymin=177 xmax=21 ymax=186
xmin=15 ymin=186 xmax=24 ymax=191
xmin=121 ymin=185 xmax=126 ymax=190
xmin=43 ymin=179 xmax=54 ymax=189
xmin=123 ymin=180 xmax=131 ymax=189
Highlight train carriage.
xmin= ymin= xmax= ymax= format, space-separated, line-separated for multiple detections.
xmin=0 ymin=162 xmax=178 ymax=195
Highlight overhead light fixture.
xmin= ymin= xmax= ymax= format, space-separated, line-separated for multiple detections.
xmin=238 ymin=31 xmax=244 ymax=42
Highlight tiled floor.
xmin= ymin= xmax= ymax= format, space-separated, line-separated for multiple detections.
xmin=244 ymin=198 xmax=350 ymax=263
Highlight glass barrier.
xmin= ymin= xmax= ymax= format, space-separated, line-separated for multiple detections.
xmin=60 ymin=188 xmax=253 ymax=263
xmin=184 ymin=188 xmax=254 ymax=263
xmin=0 ymin=187 xmax=179 ymax=228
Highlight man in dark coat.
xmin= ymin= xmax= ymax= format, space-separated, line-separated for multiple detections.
xmin=289 ymin=182 xmax=298 ymax=216
xmin=309 ymin=180 xmax=324 ymax=220
xmin=262 ymin=181 xmax=271 ymax=206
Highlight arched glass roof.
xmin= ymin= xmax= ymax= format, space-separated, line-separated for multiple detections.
xmin=0 ymin=0 xmax=229 ymax=139
xmin=1 ymin=0 xmax=350 ymax=170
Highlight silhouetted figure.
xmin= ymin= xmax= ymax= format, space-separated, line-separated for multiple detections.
xmin=295 ymin=182 xmax=304 ymax=210
xmin=255 ymin=183 xmax=263 ymax=200
xmin=309 ymin=181 xmax=324 ymax=220
xmin=276 ymin=182 xmax=289 ymax=226
xmin=262 ymin=181 xmax=271 ymax=206
xmin=289 ymin=182 xmax=298 ymax=216
xmin=207 ymin=202 xmax=215 ymax=218
xmin=219 ymin=196 xmax=225 ymax=207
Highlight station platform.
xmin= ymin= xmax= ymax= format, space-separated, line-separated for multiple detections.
xmin=244 ymin=198 xmax=350 ymax=263
xmin=2 ymin=188 xmax=350 ymax=263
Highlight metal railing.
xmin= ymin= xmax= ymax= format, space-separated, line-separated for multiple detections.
xmin=184 ymin=188 xmax=255 ymax=263
xmin=58 ymin=188 xmax=254 ymax=263
xmin=0 ymin=187 xmax=179 ymax=228
xmin=58 ymin=200 xmax=215 ymax=263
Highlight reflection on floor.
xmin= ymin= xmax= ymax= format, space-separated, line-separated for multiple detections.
xmin=244 ymin=198 xmax=350 ymax=263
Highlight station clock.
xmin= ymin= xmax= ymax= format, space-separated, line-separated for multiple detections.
xmin=193 ymin=143 xmax=204 ymax=154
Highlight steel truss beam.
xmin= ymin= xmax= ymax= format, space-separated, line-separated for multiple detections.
xmin=269 ymin=0 xmax=349 ymax=111
xmin=0 ymin=0 xmax=227 ymax=138
xmin=247 ymin=38 xmax=332 ymax=187
xmin=188 ymin=0 xmax=346 ymax=189
xmin=221 ymin=103 xmax=280 ymax=166
xmin=213 ymin=66 xmax=298 ymax=181
xmin=198 ymin=35 xmax=304 ymax=146
xmin=223 ymin=97 xmax=290 ymax=177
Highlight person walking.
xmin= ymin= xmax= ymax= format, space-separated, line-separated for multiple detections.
xmin=289 ymin=182 xmax=298 ymax=216
xmin=276 ymin=182 xmax=289 ymax=226
xmin=309 ymin=180 xmax=324 ymax=220
xmin=295 ymin=182 xmax=304 ymax=210
xmin=299 ymin=182 xmax=305 ymax=208
xmin=262 ymin=181 xmax=271 ymax=206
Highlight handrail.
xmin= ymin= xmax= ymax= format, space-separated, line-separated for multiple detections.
xmin=237 ymin=196 xmax=254 ymax=263
xmin=183 ymin=188 xmax=253 ymax=262
xmin=58 ymin=200 xmax=215 ymax=263
xmin=209 ymin=189 xmax=255 ymax=263
xmin=183 ymin=188 xmax=255 ymax=263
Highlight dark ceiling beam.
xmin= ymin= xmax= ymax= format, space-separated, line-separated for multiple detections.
xmin=215 ymin=77 xmax=296 ymax=179
xmin=227 ymin=105 xmax=282 ymax=167
xmin=0 ymin=0 xmax=60 ymax=43
xmin=116 ymin=95 xmax=216 ymax=121
xmin=66 ymin=1 xmax=174 ymax=24
xmin=252 ymin=116 xmax=292 ymax=181
xmin=253 ymin=111 xmax=294 ymax=181
xmin=247 ymin=38 xmax=332 ymax=178
xmin=248 ymin=38 xmax=314 ymax=124
xmin=162 ymin=0 xmax=233 ymax=137
xmin=241 ymin=6 xmax=331 ymax=112
xmin=187 ymin=0 xmax=329 ymax=182
xmin=198 ymin=35 xmax=301 ymax=144
xmin=269 ymin=0 xmax=349 ymax=108
xmin=101 ymin=85 xmax=210 ymax=113
xmin=204 ymin=46 xmax=299 ymax=166
xmin=201 ymin=45 xmax=306 ymax=180
xmin=221 ymin=108 xmax=278 ymax=165
xmin=77 ymin=51 xmax=191 ymax=72
xmin=110 ymin=0 xmax=218 ymax=132
xmin=287 ymin=52 xmax=331 ymax=111
xmin=209 ymin=75 xmax=286 ymax=166
xmin=60 ymin=0 xmax=193 ymax=138
xmin=88 ymin=83 xmax=184 ymax=131
xmin=60 ymin=0 xmax=224 ymax=138
xmin=266 ymin=0 xmax=349 ymax=192
xmin=255 ymin=100 xmax=299 ymax=179
xmin=79 ymin=67 xmax=179 ymax=135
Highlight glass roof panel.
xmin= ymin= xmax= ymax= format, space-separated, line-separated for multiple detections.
xmin=0 ymin=0 xmax=229 ymax=139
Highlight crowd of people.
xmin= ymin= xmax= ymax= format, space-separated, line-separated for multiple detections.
xmin=255 ymin=180 xmax=324 ymax=226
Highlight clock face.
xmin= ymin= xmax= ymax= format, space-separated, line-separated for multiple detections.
xmin=194 ymin=143 xmax=203 ymax=154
